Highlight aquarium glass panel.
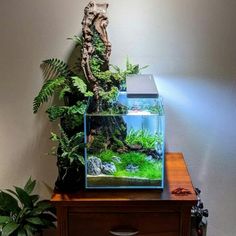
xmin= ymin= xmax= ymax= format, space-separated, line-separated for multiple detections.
xmin=84 ymin=92 xmax=165 ymax=189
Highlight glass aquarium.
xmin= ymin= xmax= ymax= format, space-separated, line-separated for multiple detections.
xmin=84 ymin=93 xmax=165 ymax=189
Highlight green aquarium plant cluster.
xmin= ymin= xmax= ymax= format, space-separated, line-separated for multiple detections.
xmin=98 ymin=150 xmax=162 ymax=179
xmin=125 ymin=129 xmax=163 ymax=149
xmin=0 ymin=178 xmax=56 ymax=236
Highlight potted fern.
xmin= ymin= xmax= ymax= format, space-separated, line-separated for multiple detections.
xmin=0 ymin=177 xmax=56 ymax=236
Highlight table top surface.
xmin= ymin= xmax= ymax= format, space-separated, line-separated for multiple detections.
xmin=51 ymin=153 xmax=197 ymax=206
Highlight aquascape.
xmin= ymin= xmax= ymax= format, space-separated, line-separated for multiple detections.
xmin=82 ymin=3 xmax=165 ymax=189
xmin=85 ymin=84 xmax=165 ymax=189
xmin=33 ymin=1 xmax=165 ymax=191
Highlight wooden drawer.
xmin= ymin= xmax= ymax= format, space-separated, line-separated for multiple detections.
xmin=68 ymin=212 xmax=180 ymax=236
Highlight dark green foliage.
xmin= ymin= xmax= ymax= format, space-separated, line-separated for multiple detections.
xmin=98 ymin=150 xmax=162 ymax=179
xmin=46 ymin=106 xmax=66 ymax=121
xmin=0 ymin=192 xmax=20 ymax=214
xmin=125 ymin=57 xmax=149 ymax=74
xmin=33 ymin=74 xmax=92 ymax=114
xmin=61 ymin=114 xmax=83 ymax=132
xmin=98 ymin=86 xmax=119 ymax=103
xmin=42 ymin=58 xmax=71 ymax=78
xmin=46 ymin=101 xmax=87 ymax=122
xmin=89 ymin=56 xmax=104 ymax=74
xmin=71 ymin=76 xmax=93 ymax=97
xmin=88 ymin=133 xmax=107 ymax=153
xmin=110 ymin=57 xmax=149 ymax=90
xmin=0 ymin=178 xmax=56 ymax=236
xmin=33 ymin=77 xmax=65 ymax=113
xmin=92 ymin=30 xmax=106 ymax=56
xmin=51 ymin=126 xmax=85 ymax=165
xmin=125 ymin=129 xmax=163 ymax=149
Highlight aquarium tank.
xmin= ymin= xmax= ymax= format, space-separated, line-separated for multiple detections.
xmin=84 ymin=75 xmax=165 ymax=189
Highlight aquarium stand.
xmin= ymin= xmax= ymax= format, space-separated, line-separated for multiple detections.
xmin=51 ymin=153 xmax=197 ymax=236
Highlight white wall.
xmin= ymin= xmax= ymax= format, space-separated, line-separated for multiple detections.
xmin=0 ymin=0 xmax=235 ymax=236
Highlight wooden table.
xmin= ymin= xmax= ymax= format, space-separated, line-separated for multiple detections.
xmin=51 ymin=153 xmax=197 ymax=236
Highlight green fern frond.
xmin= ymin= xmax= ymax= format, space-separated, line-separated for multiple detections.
xmin=33 ymin=77 xmax=65 ymax=113
xmin=70 ymin=132 xmax=84 ymax=143
xmin=59 ymin=85 xmax=71 ymax=100
xmin=74 ymin=154 xmax=85 ymax=165
xmin=58 ymin=125 xmax=70 ymax=152
xmin=42 ymin=58 xmax=71 ymax=79
xmin=67 ymin=35 xmax=83 ymax=47
xmin=71 ymin=76 xmax=88 ymax=94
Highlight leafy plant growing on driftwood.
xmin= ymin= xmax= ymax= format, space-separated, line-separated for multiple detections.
xmin=33 ymin=1 xmax=148 ymax=191
xmin=0 ymin=177 xmax=56 ymax=236
xmin=110 ymin=57 xmax=148 ymax=91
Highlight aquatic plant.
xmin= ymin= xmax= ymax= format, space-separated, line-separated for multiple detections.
xmin=125 ymin=129 xmax=163 ymax=149
xmin=147 ymin=105 xmax=163 ymax=115
xmin=98 ymin=150 xmax=162 ymax=179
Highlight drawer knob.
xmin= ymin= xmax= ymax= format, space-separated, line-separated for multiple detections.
xmin=109 ymin=228 xmax=139 ymax=236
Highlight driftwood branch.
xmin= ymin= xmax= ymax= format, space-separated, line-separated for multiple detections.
xmin=81 ymin=1 xmax=111 ymax=112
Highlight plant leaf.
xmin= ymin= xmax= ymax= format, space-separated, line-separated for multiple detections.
xmin=23 ymin=177 xmax=36 ymax=195
xmin=18 ymin=228 xmax=27 ymax=236
xmin=67 ymin=103 xmax=87 ymax=115
xmin=23 ymin=224 xmax=35 ymax=236
xmin=26 ymin=217 xmax=45 ymax=225
xmin=30 ymin=194 xmax=40 ymax=204
xmin=32 ymin=201 xmax=54 ymax=215
xmin=67 ymin=35 xmax=83 ymax=46
xmin=72 ymin=76 xmax=87 ymax=94
xmin=16 ymin=208 xmax=31 ymax=223
xmin=0 ymin=191 xmax=20 ymax=214
xmin=74 ymin=154 xmax=85 ymax=165
xmin=42 ymin=58 xmax=71 ymax=79
xmin=2 ymin=222 xmax=19 ymax=236
xmin=59 ymin=85 xmax=71 ymax=100
xmin=5 ymin=189 xmax=18 ymax=197
xmin=0 ymin=216 xmax=12 ymax=224
xmin=50 ymin=132 xmax=59 ymax=142
xmin=33 ymin=76 xmax=65 ymax=113
xmin=40 ymin=213 xmax=57 ymax=222
xmin=47 ymin=105 xmax=66 ymax=121
xmin=14 ymin=187 xmax=33 ymax=208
